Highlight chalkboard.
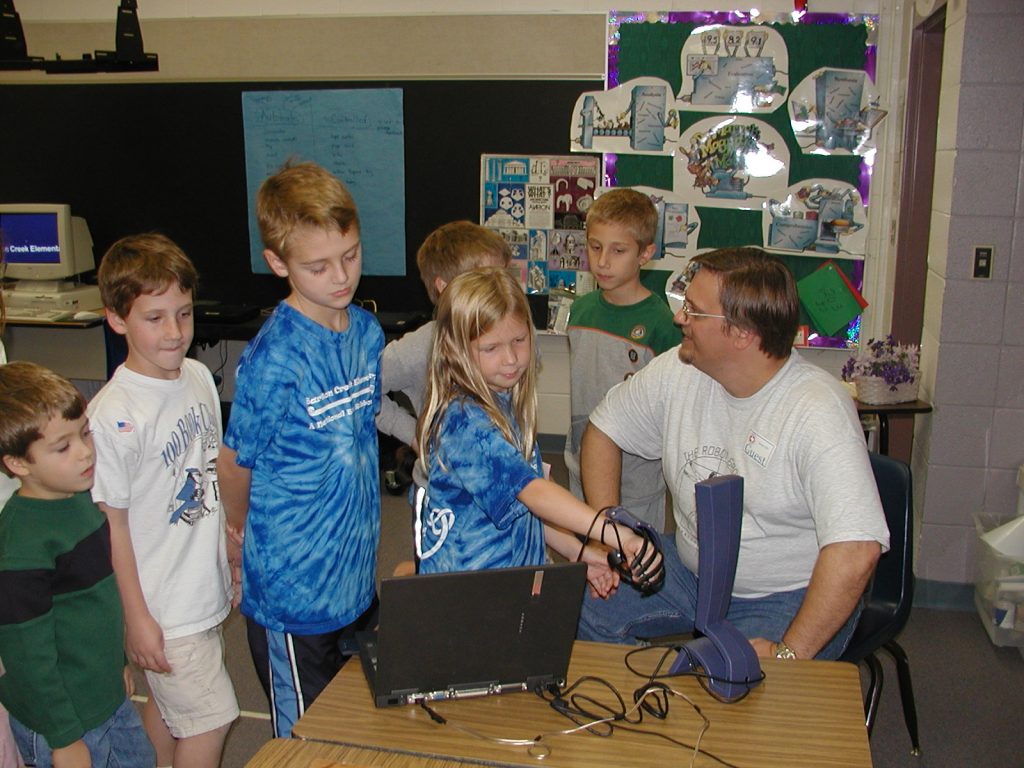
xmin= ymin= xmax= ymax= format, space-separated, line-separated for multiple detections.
xmin=0 ymin=80 xmax=596 ymax=315
xmin=241 ymin=88 xmax=406 ymax=276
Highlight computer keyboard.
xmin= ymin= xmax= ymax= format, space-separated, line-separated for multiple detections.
xmin=4 ymin=306 xmax=74 ymax=322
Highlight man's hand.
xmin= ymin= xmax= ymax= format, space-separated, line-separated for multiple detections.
xmin=52 ymin=739 xmax=91 ymax=768
xmin=125 ymin=612 xmax=171 ymax=673
xmin=749 ymin=637 xmax=776 ymax=658
xmin=773 ymin=540 xmax=882 ymax=659
xmin=578 ymin=542 xmax=620 ymax=599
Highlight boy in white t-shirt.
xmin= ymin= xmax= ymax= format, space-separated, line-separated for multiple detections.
xmin=89 ymin=234 xmax=238 ymax=768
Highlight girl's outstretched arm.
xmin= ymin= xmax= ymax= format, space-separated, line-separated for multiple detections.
xmin=518 ymin=478 xmax=661 ymax=590
xmin=542 ymin=524 xmax=619 ymax=598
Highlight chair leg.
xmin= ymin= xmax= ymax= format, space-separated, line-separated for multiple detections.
xmin=862 ymin=653 xmax=883 ymax=736
xmin=883 ymin=640 xmax=922 ymax=756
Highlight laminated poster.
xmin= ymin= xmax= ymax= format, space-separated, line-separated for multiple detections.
xmin=570 ymin=77 xmax=678 ymax=157
xmin=678 ymin=24 xmax=789 ymax=114
xmin=789 ymin=67 xmax=888 ymax=157
xmin=481 ymin=154 xmax=601 ymax=294
xmin=675 ymin=116 xmax=788 ymax=209
xmin=764 ymin=180 xmax=867 ymax=258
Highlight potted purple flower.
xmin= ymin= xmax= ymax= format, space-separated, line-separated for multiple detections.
xmin=841 ymin=335 xmax=921 ymax=404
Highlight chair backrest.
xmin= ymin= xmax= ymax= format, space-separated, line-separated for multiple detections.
xmin=842 ymin=452 xmax=915 ymax=660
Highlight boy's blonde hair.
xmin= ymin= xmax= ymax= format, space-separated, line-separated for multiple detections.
xmin=416 ymin=221 xmax=513 ymax=303
xmin=0 ymin=362 xmax=86 ymax=477
xmin=98 ymin=233 xmax=198 ymax=319
xmin=585 ymin=188 xmax=659 ymax=248
xmin=257 ymin=160 xmax=359 ymax=261
xmin=417 ymin=268 xmax=538 ymax=473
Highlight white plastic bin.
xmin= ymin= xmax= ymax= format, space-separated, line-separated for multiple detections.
xmin=974 ymin=513 xmax=1024 ymax=647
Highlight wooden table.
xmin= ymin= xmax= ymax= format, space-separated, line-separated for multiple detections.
xmin=292 ymin=640 xmax=872 ymax=768
xmin=855 ymin=398 xmax=933 ymax=456
xmin=245 ymin=737 xmax=467 ymax=767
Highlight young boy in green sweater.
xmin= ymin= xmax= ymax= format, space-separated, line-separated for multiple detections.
xmin=0 ymin=362 xmax=154 ymax=768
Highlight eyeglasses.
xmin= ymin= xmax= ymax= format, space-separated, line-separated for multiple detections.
xmin=679 ymin=299 xmax=726 ymax=321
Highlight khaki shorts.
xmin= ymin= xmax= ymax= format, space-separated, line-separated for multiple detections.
xmin=144 ymin=625 xmax=240 ymax=738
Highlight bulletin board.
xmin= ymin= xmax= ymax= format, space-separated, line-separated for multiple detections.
xmin=242 ymin=88 xmax=406 ymax=276
xmin=575 ymin=11 xmax=882 ymax=348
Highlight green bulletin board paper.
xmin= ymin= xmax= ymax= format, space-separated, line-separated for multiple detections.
xmin=242 ymin=88 xmax=406 ymax=276
xmin=613 ymin=17 xmax=872 ymax=346
xmin=695 ymin=207 xmax=763 ymax=249
xmin=797 ymin=261 xmax=864 ymax=336
xmin=615 ymin=21 xmax=867 ymax=191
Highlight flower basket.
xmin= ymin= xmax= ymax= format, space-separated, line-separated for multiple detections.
xmin=842 ymin=335 xmax=921 ymax=405
xmin=854 ymin=375 xmax=920 ymax=405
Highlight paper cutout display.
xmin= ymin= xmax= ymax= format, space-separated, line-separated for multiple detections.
xmin=676 ymin=117 xmax=788 ymax=208
xmin=764 ymin=180 xmax=867 ymax=257
xmin=797 ymin=260 xmax=867 ymax=337
xmin=789 ymin=67 xmax=888 ymax=156
xmin=570 ymin=77 xmax=678 ymax=156
xmin=605 ymin=12 xmax=878 ymax=349
xmin=678 ymin=25 xmax=789 ymax=113
xmin=624 ymin=185 xmax=702 ymax=258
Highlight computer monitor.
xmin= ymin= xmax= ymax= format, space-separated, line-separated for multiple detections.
xmin=0 ymin=203 xmax=95 ymax=285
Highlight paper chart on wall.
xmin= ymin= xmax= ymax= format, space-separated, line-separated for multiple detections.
xmin=242 ymin=88 xmax=406 ymax=276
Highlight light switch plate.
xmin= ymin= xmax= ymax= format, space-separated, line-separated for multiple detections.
xmin=973 ymin=245 xmax=993 ymax=279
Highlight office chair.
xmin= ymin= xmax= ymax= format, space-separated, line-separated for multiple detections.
xmin=840 ymin=452 xmax=921 ymax=756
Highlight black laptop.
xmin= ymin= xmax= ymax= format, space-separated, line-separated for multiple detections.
xmin=358 ymin=562 xmax=587 ymax=708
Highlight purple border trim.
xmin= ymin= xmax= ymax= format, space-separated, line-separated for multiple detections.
xmin=607 ymin=11 xmax=878 ymax=84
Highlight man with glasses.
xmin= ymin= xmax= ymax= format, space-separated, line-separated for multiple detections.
xmin=577 ymin=247 xmax=889 ymax=660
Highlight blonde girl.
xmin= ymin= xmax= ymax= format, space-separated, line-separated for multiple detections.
xmin=414 ymin=268 xmax=660 ymax=595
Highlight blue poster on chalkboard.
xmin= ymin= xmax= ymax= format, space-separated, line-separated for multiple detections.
xmin=242 ymin=88 xmax=405 ymax=276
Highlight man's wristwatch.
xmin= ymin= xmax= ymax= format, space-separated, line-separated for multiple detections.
xmin=774 ymin=641 xmax=797 ymax=660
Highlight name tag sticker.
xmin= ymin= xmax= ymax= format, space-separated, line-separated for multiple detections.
xmin=744 ymin=431 xmax=776 ymax=468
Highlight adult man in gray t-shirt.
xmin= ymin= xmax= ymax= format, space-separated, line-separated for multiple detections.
xmin=578 ymin=247 xmax=889 ymax=660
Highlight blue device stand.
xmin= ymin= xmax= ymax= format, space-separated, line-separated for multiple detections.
xmin=667 ymin=475 xmax=763 ymax=702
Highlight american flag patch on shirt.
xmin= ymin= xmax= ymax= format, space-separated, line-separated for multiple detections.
xmin=116 ymin=420 xmax=134 ymax=433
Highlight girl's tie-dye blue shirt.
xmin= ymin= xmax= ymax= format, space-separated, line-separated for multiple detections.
xmin=416 ymin=392 xmax=546 ymax=573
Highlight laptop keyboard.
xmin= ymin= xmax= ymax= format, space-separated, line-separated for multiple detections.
xmin=5 ymin=306 xmax=74 ymax=322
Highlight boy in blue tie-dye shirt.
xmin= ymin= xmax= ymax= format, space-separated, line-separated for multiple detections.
xmin=218 ymin=161 xmax=384 ymax=738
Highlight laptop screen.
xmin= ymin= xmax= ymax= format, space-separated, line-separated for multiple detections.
xmin=361 ymin=562 xmax=587 ymax=707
